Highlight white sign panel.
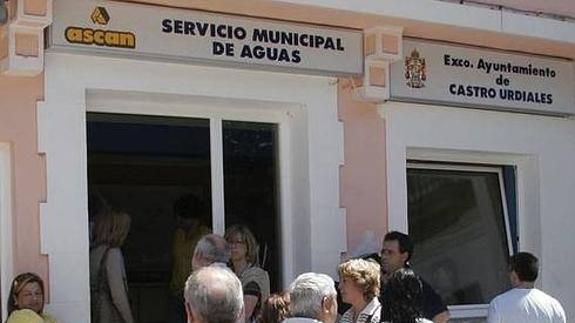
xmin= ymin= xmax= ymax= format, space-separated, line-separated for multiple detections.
xmin=391 ymin=39 xmax=575 ymax=115
xmin=50 ymin=0 xmax=363 ymax=76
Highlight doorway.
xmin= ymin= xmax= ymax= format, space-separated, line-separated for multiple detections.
xmin=87 ymin=112 xmax=281 ymax=323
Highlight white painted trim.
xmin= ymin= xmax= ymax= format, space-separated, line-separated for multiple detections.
xmin=380 ymin=100 xmax=575 ymax=318
xmin=86 ymin=89 xmax=292 ymax=243
xmin=210 ymin=118 xmax=225 ymax=235
xmin=278 ymin=116 xmax=294 ymax=287
xmin=42 ymin=52 xmax=345 ymax=322
xmin=447 ymin=304 xmax=489 ymax=318
xmin=277 ymin=0 xmax=575 ymax=44
xmin=87 ymin=89 xmax=294 ymax=263
xmin=0 ymin=143 xmax=13 ymax=321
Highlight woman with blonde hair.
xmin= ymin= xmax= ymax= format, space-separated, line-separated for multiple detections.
xmin=5 ymin=272 xmax=58 ymax=323
xmin=89 ymin=210 xmax=134 ymax=323
xmin=225 ymin=225 xmax=270 ymax=322
xmin=337 ymin=259 xmax=381 ymax=323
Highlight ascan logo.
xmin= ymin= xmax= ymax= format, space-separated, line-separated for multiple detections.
xmin=64 ymin=7 xmax=136 ymax=49
xmin=91 ymin=7 xmax=110 ymax=25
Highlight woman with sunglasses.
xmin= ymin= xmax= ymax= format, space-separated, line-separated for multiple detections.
xmin=5 ymin=272 xmax=58 ymax=323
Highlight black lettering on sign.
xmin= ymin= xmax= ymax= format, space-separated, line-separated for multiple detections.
xmin=213 ymin=41 xmax=234 ymax=56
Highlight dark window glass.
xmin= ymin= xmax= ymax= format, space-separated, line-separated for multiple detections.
xmin=87 ymin=113 xmax=211 ymax=322
xmin=407 ymin=166 xmax=511 ymax=306
xmin=223 ymin=121 xmax=280 ymax=291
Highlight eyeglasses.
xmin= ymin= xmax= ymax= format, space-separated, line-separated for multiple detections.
xmin=228 ymin=240 xmax=245 ymax=245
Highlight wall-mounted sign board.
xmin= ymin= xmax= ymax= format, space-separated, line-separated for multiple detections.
xmin=50 ymin=0 xmax=363 ymax=76
xmin=391 ymin=39 xmax=575 ymax=116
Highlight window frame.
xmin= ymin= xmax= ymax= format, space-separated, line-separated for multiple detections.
xmin=0 ymin=143 xmax=13 ymax=321
xmin=86 ymin=92 xmax=294 ymax=286
xmin=406 ymin=161 xmax=515 ymax=319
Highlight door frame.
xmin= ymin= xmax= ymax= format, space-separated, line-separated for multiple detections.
xmin=86 ymin=89 xmax=294 ymax=284
xmin=41 ymin=52 xmax=345 ymax=322
xmin=0 ymin=143 xmax=13 ymax=321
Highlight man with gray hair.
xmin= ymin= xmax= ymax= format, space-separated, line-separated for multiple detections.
xmin=284 ymin=272 xmax=338 ymax=323
xmin=192 ymin=234 xmax=230 ymax=270
xmin=184 ymin=266 xmax=244 ymax=323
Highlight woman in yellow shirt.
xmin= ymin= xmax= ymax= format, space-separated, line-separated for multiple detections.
xmin=5 ymin=272 xmax=58 ymax=323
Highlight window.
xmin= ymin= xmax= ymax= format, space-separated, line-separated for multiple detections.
xmin=407 ymin=162 xmax=516 ymax=319
xmin=87 ymin=113 xmax=282 ymax=322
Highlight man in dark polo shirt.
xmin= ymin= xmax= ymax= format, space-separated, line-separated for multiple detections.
xmin=379 ymin=231 xmax=450 ymax=323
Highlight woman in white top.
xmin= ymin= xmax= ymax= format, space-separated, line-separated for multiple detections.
xmin=90 ymin=210 xmax=134 ymax=323
xmin=380 ymin=268 xmax=433 ymax=323
xmin=337 ymin=259 xmax=381 ymax=323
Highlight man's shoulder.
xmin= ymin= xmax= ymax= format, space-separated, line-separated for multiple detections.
xmin=492 ymin=288 xmax=557 ymax=303
xmin=490 ymin=288 xmax=566 ymax=321
xmin=529 ymin=289 xmax=566 ymax=311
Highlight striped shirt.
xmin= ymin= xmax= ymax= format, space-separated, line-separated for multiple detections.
xmin=338 ymin=298 xmax=381 ymax=323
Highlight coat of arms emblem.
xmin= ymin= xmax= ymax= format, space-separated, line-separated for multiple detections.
xmin=405 ymin=49 xmax=426 ymax=88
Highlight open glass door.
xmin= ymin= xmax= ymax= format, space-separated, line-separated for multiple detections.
xmin=87 ymin=113 xmax=282 ymax=323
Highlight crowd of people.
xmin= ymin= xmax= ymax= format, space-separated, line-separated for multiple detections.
xmin=3 ymin=207 xmax=567 ymax=323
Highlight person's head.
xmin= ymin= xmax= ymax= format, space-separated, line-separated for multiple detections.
xmin=184 ymin=266 xmax=244 ymax=323
xmin=7 ymin=273 xmax=46 ymax=315
xmin=257 ymin=292 xmax=290 ymax=323
xmin=288 ymin=272 xmax=338 ymax=323
xmin=337 ymin=259 xmax=380 ymax=305
xmin=380 ymin=268 xmax=424 ymax=323
xmin=192 ymin=234 xmax=230 ymax=270
xmin=174 ymin=194 xmax=206 ymax=231
xmin=224 ymin=225 xmax=259 ymax=265
xmin=381 ymin=231 xmax=413 ymax=274
xmin=508 ymin=252 xmax=539 ymax=286
xmin=92 ymin=210 xmax=131 ymax=248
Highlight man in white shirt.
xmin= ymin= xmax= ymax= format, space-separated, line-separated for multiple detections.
xmin=283 ymin=272 xmax=339 ymax=323
xmin=487 ymin=252 xmax=566 ymax=323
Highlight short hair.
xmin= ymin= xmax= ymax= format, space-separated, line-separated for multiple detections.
xmin=509 ymin=252 xmax=539 ymax=282
xmin=7 ymin=272 xmax=45 ymax=315
xmin=383 ymin=231 xmax=414 ymax=263
xmin=289 ymin=272 xmax=337 ymax=320
xmin=92 ymin=210 xmax=131 ymax=248
xmin=194 ymin=234 xmax=230 ymax=264
xmin=380 ymin=268 xmax=424 ymax=323
xmin=257 ymin=292 xmax=290 ymax=323
xmin=224 ymin=225 xmax=260 ymax=265
xmin=184 ymin=266 xmax=244 ymax=323
xmin=338 ymin=259 xmax=380 ymax=301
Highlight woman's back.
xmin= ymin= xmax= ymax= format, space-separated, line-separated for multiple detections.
xmin=90 ymin=245 xmax=133 ymax=323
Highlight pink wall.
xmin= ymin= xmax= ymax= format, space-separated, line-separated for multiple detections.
xmin=338 ymin=80 xmax=388 ymax=256
xmin=0 ymin=74 xmax=48 ymax=287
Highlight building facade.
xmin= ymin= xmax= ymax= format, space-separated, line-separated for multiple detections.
xmin=1 ymin=0 xmax=574 ymax=322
